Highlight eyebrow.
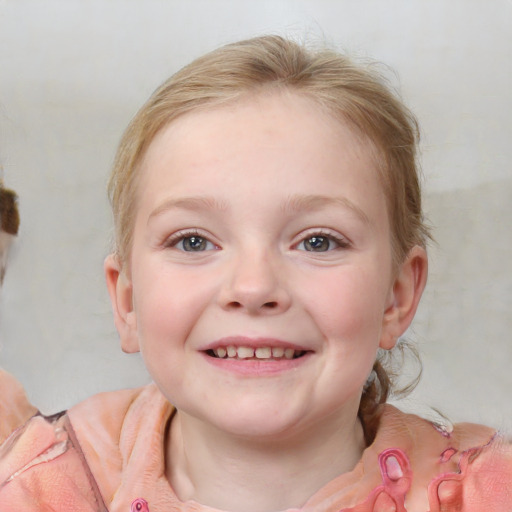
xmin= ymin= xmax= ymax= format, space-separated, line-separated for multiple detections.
xmin=282 ymin=194 xmax=370 ymax=225
xmin=148 ymin=194 xmax=370 ymax=225
xmin=148 ymin=196 xmax=229 ymax=221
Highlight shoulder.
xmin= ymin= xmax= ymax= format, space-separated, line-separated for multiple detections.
xmin=0 ymin=369 xmax=38 ymax=444
xmin=67 ymin=382 xmax=170 ymax=449
xmin=0 ymin=409 xmax=108 ymax=510
xmin=68 ymin=382 xmax=174 ymax=505
xmin=369 ymin=405 xmax=512 ymax=511
xmin=378 ymin=404 xmax=498 ymax=456
xmin=0 ymin=378 xmax=172 ymax=510
xmin=68 ymin=384 xmax=145 ymax=440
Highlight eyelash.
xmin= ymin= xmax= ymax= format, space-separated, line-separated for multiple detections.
xmin=295 ymin=230 xmax=351 ymax=252
xmin=163 ymin=229 xmax=218 ymax=251
xmin=163 ymin=229 xmax=350 ymax=253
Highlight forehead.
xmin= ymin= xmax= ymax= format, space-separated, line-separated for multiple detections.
xmin=138 ymin=91 xmax=382 ymax=197
xmin=131 ymin=90 xmax=392 ymax=257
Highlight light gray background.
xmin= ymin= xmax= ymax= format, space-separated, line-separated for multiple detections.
xmin=0 ymin=0 xmax=510 ymax=430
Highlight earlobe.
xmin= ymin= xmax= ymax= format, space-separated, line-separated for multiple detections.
xmin=380 ymin=246 xmax=428 ymax=350
xmin=104 ymin=254 xmax=140 ymax=353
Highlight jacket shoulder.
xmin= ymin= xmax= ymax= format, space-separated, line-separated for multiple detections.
xmin=374 ymin=406 xmax=512 ymax=511
xmin=0 ymin=411 xmax=109 ymax=511
xmin=67 ymin=382 xmax=172 ymax=505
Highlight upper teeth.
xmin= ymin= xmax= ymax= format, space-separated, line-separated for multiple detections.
xmin=211 ymin=346 xmax=301 ymax=360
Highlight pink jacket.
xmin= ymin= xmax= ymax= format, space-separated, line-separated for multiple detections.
xmin=1 ymin=369 xmax=511 ymax=511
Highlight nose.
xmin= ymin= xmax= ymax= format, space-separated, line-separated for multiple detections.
xmin=218 ymin=249 xmax=291 ymax=315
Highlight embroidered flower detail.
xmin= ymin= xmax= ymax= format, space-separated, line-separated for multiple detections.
xmin=131 ymin=498 xmax=149 ymax=512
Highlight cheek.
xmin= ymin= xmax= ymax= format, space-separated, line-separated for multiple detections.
xmin=312 ymin=270 xmax=387 ymax=393
xmin=303 ymin=267 xmax=388 ymax=342
xmin=132 ymin=261 xmax=217 ymax=348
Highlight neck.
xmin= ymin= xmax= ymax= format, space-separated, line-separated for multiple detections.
xmin=166 ymin=409 xmax=365 ymax=512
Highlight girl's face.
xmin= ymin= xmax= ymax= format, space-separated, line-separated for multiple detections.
xmin=106 ymin=92 xmax=425 ymax=439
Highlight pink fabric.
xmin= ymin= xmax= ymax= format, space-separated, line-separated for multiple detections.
xmin=1 ymin=370 xmax=511 ymax=511
xmin=0 ymin=412 xmax=107 ymax=511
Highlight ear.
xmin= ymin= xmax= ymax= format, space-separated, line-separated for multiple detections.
xmin=104 ymin=253 xmax=140 ymax=353
xmin=380 ymin=246 xmax=428 ymax=350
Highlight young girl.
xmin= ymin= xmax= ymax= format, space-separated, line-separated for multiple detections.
xmin=0 ymin=35 xmax=511 ymax=512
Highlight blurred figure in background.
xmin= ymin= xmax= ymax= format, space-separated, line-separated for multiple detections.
xmin=0 ymin=178 xmax=20 ymax=286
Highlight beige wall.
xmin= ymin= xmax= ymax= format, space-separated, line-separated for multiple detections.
xmin=0 ymin=0 xmax=510 ymax=429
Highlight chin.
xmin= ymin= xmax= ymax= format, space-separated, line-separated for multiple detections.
xmin=196 ymin=403 xmax=306 ymax=440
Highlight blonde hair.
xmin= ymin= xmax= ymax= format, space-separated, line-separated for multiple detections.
xmin=108 ymin=35 xmax=430 ymax=442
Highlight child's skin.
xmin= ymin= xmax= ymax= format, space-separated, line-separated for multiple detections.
xmin=105 ymin=91 xmax=427 ymax=512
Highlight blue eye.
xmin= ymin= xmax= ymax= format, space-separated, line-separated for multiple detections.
xmin=303 ymin=236 xmax=332 ymax=252
xmin=297 ymin=233 xmax=348 ymax=252
xmin=177 ymin=235 xmax=214 ymax=251
xmin=166 ymin=231 xmax=217 ymax=252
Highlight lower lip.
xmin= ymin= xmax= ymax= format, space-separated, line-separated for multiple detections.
xmin=201 ymin=352 xmax=312 ymax=376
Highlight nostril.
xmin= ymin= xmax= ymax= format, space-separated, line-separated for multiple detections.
xmin=223 ymin=298 xmax=283 ymax=311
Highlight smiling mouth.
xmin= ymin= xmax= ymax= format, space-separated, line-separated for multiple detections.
xmin=205 ymin=346 xmax=307 ymax=360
